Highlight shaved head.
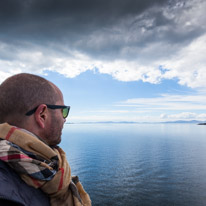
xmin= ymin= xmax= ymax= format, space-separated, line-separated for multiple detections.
xmin=0 ymin=73 xmax=59 ymax=126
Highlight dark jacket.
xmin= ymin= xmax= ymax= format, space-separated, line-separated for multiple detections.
xmin=0 ymin=160 xmax=50 ymax=206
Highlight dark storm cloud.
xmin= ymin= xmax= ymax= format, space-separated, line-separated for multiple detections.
xmin=0 ymin=0 xmax=205 ymax=60
xmin=0 ymin=0 xmax=171 ymax=42
xmin=0 ymin=0 xmax=167 ymax=24
xmin=0 ymin=0 xmax=166 ymax=41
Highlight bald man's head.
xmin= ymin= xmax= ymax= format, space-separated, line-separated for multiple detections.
xmin=0 ymin=73 xmax=59 ymax=126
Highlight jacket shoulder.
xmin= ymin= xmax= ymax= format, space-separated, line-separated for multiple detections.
xmin=0 ymin=160 xmax=50 ymax=206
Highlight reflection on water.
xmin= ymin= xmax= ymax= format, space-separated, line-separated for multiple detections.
xmin=60 ymin=123 xmax=206 ymax=206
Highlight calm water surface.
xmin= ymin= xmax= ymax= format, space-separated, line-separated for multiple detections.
xmin=60 ymin=123 xmax=206 ymax=206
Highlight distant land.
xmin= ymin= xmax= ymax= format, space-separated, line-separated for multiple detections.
xmin=197 ymin=123 xmax=206 ymax=125
xmin=66 ymin=120 xmax=206 ymax=124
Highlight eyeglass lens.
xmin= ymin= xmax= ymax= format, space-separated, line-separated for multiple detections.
xmin=62 ymin=107 xmax=69 ymax=118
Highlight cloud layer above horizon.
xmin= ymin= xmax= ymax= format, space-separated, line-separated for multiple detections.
xmin=0 ymin=0 xmax=206 ymax=88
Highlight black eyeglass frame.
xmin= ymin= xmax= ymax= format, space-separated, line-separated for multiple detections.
xmin=25 ymin=104 xmax=70 ymax=118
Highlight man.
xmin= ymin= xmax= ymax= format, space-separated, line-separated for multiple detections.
xmin=0 ymin=73 xmax=91 ymax=206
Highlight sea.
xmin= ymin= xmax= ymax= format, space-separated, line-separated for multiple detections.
xmin=60 ymin=123 xmax=206 ymax=206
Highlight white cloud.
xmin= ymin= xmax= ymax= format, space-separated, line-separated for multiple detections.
xmin=0 ymin=0 xmax=206 ymax=88
xmin=68 ymin=92 xmax=206 ymax=122
xmin=119 ymin=93 xmax=206 ymax=111
xmin=0 ymin=43 xmax=94 ymax=83
xmin=162 ymin=34 xmax=206 ymax=88
xmin=1 ymin=33 xmax=206 ymax=89
xmin=160 ymin=112 xmax=206 ymax=121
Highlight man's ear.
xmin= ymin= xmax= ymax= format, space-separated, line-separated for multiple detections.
xmin=34 ymin=104 xmax=48 ymax=129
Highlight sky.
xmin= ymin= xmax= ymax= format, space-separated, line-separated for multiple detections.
xmin=0 ymin=0 xmax=206 ymax=122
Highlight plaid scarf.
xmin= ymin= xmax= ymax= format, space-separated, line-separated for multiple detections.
xmin=0 ymin=123 xmax=91 ymax=206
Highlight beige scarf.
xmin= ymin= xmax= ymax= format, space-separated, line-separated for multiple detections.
xmin=0 ymin=123 xmax=91 ymax=206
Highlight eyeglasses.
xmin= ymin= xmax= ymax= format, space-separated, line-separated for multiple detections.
xmin=25 ymin=104 xmax=70 ymax=119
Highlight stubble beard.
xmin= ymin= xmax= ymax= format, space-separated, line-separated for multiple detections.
xmin=47 ymin=114 xmax=63 ymax=146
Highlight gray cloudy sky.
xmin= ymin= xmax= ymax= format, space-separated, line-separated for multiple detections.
xmin=0 ymin=0 xmax=206 ymax=88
